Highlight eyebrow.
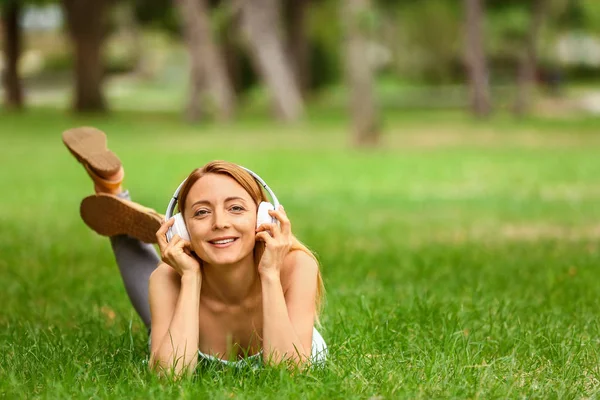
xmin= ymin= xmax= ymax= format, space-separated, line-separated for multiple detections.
xmin=190 ymin=197 xmax=248 ymax=207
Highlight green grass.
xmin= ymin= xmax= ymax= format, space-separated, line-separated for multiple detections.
xmin=2 ymin=108 xmax=600 ymax=398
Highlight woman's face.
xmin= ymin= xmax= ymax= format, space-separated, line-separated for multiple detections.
xmin=183 ymin=173 xmax=257 ymax=266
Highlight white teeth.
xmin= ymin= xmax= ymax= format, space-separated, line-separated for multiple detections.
xmin=212 ymin=238 xmax=235 ymax=244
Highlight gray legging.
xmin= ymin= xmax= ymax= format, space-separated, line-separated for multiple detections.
xmin=109 ymin=191 xmax=159 ymax=331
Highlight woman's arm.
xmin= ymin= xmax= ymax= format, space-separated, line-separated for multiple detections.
xmin=257 ymin=196 xmax=320 ymax=365
xmin=149 ymin=220 xmax=203 ymax=377
xmin=261 ymin=250 xmax=318 ymax=365
xmin=148 ymin=263 xmax=201 ymax=377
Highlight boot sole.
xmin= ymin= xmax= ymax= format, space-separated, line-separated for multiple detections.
xmin=80 ymin=194 xmax=162 ymax=244
xmin=62 ymin=127 xmax=122 ymax=178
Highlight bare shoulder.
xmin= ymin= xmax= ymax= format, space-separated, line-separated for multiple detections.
xmin=149 ymin=263 xmax=180 ymax=292
xmin=280 ymin=250 xmax=319 ymax=292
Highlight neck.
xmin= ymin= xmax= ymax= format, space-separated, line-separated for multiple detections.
xmin=201 ymin=253 xmax=259 ymax=305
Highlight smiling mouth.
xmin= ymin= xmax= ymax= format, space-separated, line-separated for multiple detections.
xmin=208 ymin=238 xmax=238 ymax=246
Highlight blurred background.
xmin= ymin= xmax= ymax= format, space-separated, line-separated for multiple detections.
xmin=2 ymin=0 xmax=600 ymax=134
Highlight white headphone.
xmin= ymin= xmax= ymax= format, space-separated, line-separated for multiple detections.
xmin=165 ymin=166 xmax=280 ymax=242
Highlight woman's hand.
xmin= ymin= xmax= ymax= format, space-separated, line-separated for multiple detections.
xmin=156 ymin=218 xmax=201 ymax=277
xmin=256 ymin=205 xmax=293 ymax=278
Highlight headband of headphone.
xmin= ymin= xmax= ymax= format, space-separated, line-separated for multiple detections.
xmin=164 ymin=166 xmax=280 ymax=220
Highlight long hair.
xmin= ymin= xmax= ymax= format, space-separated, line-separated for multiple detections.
xmin=177 ymin=160 xmax=325 ymax=319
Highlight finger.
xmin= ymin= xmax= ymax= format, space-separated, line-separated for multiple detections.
xmin=156 ymin=217 xmax=176 ymax=248
xmin=181 ymin=240 xmax=194 ymax=256
xmin=269 ymin=207 xmax=291 ymax=235
xmin=267 ymin=211 xmax=283 ymax=236
xmin=268 ymin=207 xmax=287 ymax=225
xmin=255 ymin=231 xmax=274 ymax=245
xmin=256 ymin=223 xmax=275 ymax=232
xmin=173 ymin=237 xmax=190 ymax=251
xmin=169 ymin=234 xmax=181 ymax=247
xmin=256 ymin=223 xmax=278 ymax=237
xmin=162 ymin=234 xmax=181 ymax=258
xmin=156 ymin=231 xmax=168 ymax=251
xmin=172 ymin=237 xmax=190 ymax=256
xmin=156 ymin=217 xmax=175 ymax=234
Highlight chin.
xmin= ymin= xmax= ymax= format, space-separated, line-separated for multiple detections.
xmin=207 ymin=255 xmax=245 ymax=266
xmin=199 ymin=248 xmax=246 ymax=265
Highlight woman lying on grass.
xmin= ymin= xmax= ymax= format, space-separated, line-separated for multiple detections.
xmin=62 ymin=127 xmax=327 ymax=376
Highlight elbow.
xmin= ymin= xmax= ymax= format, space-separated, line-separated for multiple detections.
xmin=148 ymin=352 xmax=172 ymax=378
xmin=148 ymin=350 xmax=197 ymax=379
xmin=264 ymin=347 xmax=312 ymax=369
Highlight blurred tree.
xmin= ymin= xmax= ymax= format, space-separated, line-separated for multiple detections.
xmin=342 ymin=0 xmax=380 ymax=146
xmin=132 ymin=0 xmax=179 ymax=34
xmin=130 ymin=0 xmax=257 ymax=93
xmin=1 ymin=0 xmax=23 ymax=110
xmin=516 ymin=0 xmax=578 ymax=31
xmin=305 ymin=0 xmax=342 ymax=90
xmin=113 ymin=2 xmax=146 ymax=78
xmin=390 ymin=0 xmax=462 ymax=84
xmin=284 ymin=0 xmax=310 ymax=96
xmin=176 ymin=0 xmax=235 ymax=122
xmin=514 ymin=0 xmax=548 ymax=116
xmin=464 ymin=0 xmax=491 ymax=117
xmin=239 ymin=0 xmax=304 ymax=121
xmin=62 ymin=0 xmax=111 ymax=112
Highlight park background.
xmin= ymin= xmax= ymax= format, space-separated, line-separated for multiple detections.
xmin=2 ymin=0 xmax=600 ymax=398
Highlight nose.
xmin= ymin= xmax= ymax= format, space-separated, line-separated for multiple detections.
xmin=212 ymin=208 xmax=231 ymax=230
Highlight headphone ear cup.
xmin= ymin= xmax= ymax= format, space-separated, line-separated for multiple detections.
xmin=256 ymin=202 xmax=275 ymax=229
xmin=167 ymin=213 xmax=191 ymax=242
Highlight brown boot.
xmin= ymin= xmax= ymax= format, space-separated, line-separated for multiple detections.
xmin=80 ymin=194 xmax=163 ymax=244
xmin=62 ymin=126 xmax=124 ymax=195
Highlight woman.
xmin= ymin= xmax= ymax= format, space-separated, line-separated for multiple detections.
xmin=62 ymin=127 xmax=327 ymax=376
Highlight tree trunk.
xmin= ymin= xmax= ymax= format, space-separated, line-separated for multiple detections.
xmin=240 ymin=0 xmax=304 ymax=121
xmin=285 ymin=0 xmax=311 ymax=96
xmin=514 ymin=0 xmax=546 ymax=117
xmin=222 ymin=25 xmax=243 ymax=94
xmin=62 ymin=0 xmax=109 ymax=112
xmin=2 ymin=0 xmax=24 ymax=110
xmin=177 ymin=0 xmax=204 ymax=123
xmin=464 ymin=0 xmax=491 ymax=118
xmin=176 ymin=0 xmax=236 ymax=122
xmin=342 ymin=0 xmax=380 ymax=146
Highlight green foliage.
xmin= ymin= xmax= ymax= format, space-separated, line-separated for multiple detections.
xmin=307 ymin=0 xmax=343 ymax=88
xmin=488 ymin=5 xmax=530 ymax=43
xmin=132 ymin=0 xmax=179 ymax=35
xmin=486 ymin=3 xmax=531 ymax=74
xmin=579 ymin=0 xmax=600 ymax=32
xmin=391 ymin=0 xmax=462 ymax=83
xmin=2 ymin=110 xmax=600 ymax=397
xmin=309 ymin=40 xmax=339 ymax=90
xmin=39 ymin=41 xmax=138 ymax=75
xmin=487 ymin=0 xmax=536 ymax=10
xmin=554 ymin=0 xmax=593 ymax=31
xmin=0 ymin=0 xmax=54 ymax=6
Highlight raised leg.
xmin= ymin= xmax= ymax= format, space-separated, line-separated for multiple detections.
xmin=109 ymin=191 xmax=161 ymax=331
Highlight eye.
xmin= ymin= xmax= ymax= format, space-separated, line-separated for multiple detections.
xmin=194 ymin=208 xmax=210 ymax=217
xmin=230 ymin=205 xmax=245 ymax=213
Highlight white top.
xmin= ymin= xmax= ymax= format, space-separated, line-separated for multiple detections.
xmin=197 ymin=327 xmax=328 ymax=367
